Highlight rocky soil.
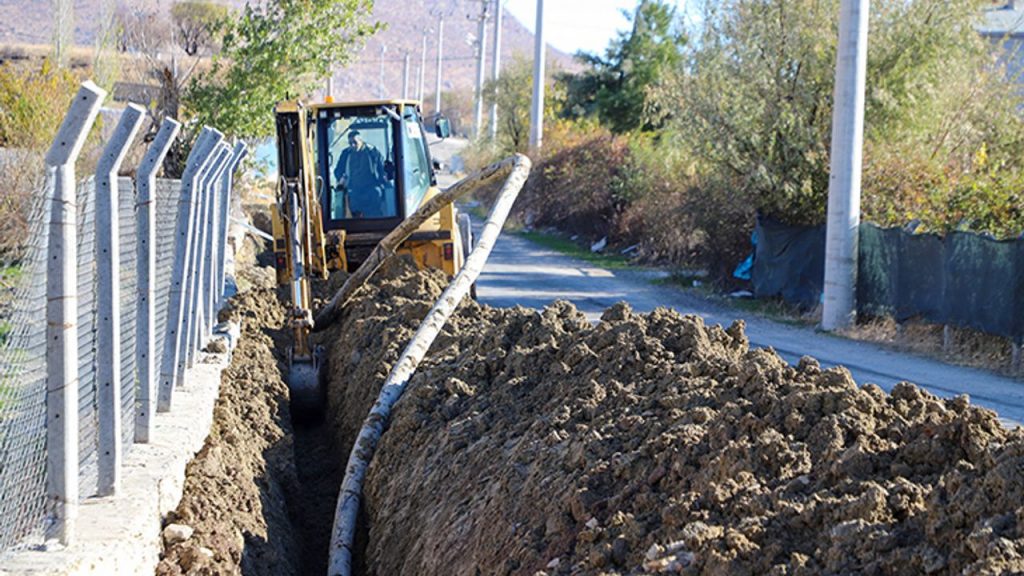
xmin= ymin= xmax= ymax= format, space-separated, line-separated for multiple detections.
xmin=155 ymin=283 xmax=347 ymax=576
xmin=154 ymin=288 xmax=302 ymax=576
xmin=157 ymin=253 xmax=1024 ymax=576
xmin=324 ymin=257 xmax=1024 ymax=576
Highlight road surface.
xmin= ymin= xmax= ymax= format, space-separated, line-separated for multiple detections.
xmin=434 ymin=144 xmax=1024 ymax=426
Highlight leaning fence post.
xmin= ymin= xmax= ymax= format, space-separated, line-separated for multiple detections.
xmin=185 ymin=143 xmax=228 ymax=366
xmin=45 ymin=81 xmax=105 ymax=544
xmin=94 ymin=103 xmax=145 ymax=496
xmin=218 ymin=142 xmax=248 ymax=304
xmin=158 ymin=127 xmax=222 ymax=412
xmin=183 ymin=151 xmax=211 ymax=367
xmin=176 ymin=129 xmax=222 ymax=380
xmin=135 ymin=118 xmax=180 ymax=442
xmin=203 ymin=145 xmax=232 ymax=333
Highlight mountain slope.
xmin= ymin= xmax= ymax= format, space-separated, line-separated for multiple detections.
xmin=0 ymin=0 xmax=577 ymax=103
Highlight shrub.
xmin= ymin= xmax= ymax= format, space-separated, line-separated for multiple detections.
xmin=0 ymin=60 xmax=82 ymax=261
xmin=517 ymin=125 xmax=630 ymax=239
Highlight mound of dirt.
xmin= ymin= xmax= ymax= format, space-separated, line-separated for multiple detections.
xmin=156 ymin=288 xmax=302 ymax=576
xmin=325 ymin=257 xmax=1024 ymax=575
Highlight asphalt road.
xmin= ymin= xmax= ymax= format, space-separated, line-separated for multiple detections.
xmin=433 ymin=142 xmax=1024 ymax=426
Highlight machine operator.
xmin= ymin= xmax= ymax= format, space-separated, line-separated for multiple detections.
xmin=334 ymin=129 xmax=387 ymax=218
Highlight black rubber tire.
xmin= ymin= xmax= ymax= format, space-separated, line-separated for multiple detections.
xmin=457 ymin=212 xmax=478 ymax=300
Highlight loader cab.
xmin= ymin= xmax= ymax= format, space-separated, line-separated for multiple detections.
xmin=314 ymin=101 xmax=437 ymax=235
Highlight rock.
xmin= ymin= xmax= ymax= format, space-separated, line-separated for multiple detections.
xmin=205 ymin=336 xmax=228 ymax=353
xmin=162 ymin=523 xmax=194 ymax=545
xmin=590 ymin=237 xmax=607 ymax=253
xmin=611 ymin=537 xmax=628 ymax=566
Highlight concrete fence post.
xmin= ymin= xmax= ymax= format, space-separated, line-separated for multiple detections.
xmin=158 ymin=127 xmax=222 ymax=412
xmin=185 ymin=143 xmax=228 ymax=366
xmin=203 ymin=145 xmax=232 ymax=332
xmin=177 ymin=130 xmax=223 ymax=379
xmin=218 ymin=142 xmax=248 ymax=303
xmin=94 ymin=103 xmax=145 ymax=497
xmin=183 ymin=151 xmax=212 ymax=366
xmin=134 ymin=117 xmax=180 ymax=442
xmin=45 ymin=81 xmax=106 ymax=544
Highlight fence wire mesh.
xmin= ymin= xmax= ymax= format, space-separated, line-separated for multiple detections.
xmin=77 ymin=179 xmax=99 ymax=499
xmin=0 ymin=179 xmax=52 ymax=555
xmin=153 ymin=179 xmax=182 ymax=375
xmin=118 ymin=177 xmax=138 ymax=447
xmin=0 ymin=144 xmax=198 ymax=557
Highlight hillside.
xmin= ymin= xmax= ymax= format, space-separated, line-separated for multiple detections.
xmin=0 ymin=0 xmax=578 ymax=104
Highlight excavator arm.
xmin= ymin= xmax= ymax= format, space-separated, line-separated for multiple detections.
xmin=274 ymin=101 xmax=328 ymax=421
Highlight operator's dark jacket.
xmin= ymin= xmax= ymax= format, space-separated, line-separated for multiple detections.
xmin=334 ymin=144 xmax=386 ymax=191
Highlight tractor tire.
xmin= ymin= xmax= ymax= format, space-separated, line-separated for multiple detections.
xmin=457 ymin=212 xmax=478 ymax=300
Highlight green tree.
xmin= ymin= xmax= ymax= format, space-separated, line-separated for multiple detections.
xmin=185 ymin=0 xmax=381 ymax=138
xmin=662 ymin=0 xmax=1024 ymax=227
xmin=565 ymin=0 xmax=686 ymax=133
xmin=483 ymin=56 xmax=534 ymax=152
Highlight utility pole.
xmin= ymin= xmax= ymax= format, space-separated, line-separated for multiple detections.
xmin=418 ymin=33 xmax=428 ymax=102
xmin=488 ymin=0 xmax=503 ymax=142
xmin=473 ymin=0 xmax=490 ymax=140
xmin=822 ymin=0 xmax=870 ymax=331
xmin=378 ymin=44 xmax=388 ymax=99
xmin=403 ymin=52 xmax=411 ymax=99
xmin=435 ymin=16 xmax=444 ymax=114
xmin=529 ymin=0 xmax=546 ymax=152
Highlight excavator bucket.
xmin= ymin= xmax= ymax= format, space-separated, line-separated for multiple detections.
xmin=287 ymin=346 xmax=326 ymax=424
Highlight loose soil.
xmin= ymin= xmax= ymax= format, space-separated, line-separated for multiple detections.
xmin=324 ymin=257 xmax=1024 ymax=576
xmin=159 ymin=254 xmax=1024 ymax=576
xmin=155 ymin=284 xmax=343 ymax=576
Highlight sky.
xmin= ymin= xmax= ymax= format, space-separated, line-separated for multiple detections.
xmin=502 ymin=0 xmax=691 ymax=56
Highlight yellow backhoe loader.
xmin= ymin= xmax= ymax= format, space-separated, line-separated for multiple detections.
xmin=271 ymin=98 xmax=470 ymax=420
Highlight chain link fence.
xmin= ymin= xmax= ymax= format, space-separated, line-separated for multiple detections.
xmin=0 ymin=83 xmax=247 ymax=558
xmin=0 ymin=182 xmax=51 ymax=553
xmin=77 ymin=178 xmax=99 ymax=498
xmin=118 ymin=177 xmax=138 ymax=448
xmin=153 ymin=180 xmax=183 ymax=378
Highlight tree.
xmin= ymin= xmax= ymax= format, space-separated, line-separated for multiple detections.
xmin=661 ymin=0 xmax=1024 ymax=227
xmin=171 ymin=1 xmax=228 ymax=57
xmin=564 ymin=0 xmax=686 ymax=133
xmin=51 ymin=0 xmax=73 ymax=68
xmin=185 ymin=0 xmax=382 ymax=139
xmin=483 ymin=56 xmax=533 ymax=152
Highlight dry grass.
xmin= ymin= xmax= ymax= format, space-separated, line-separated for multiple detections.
xmin=841 ymin=316 xmax=1018 ymax=377
xmin=0 ymin=43 xmax=98 ymax=71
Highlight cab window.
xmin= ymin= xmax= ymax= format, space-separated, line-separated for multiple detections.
xmin=401 ymin=108 xmax=431 ymax=215
xmin=321 ymin=110 xmax=398 ymax=220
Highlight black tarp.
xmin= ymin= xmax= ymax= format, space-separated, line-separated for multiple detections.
xmin=857 ymin=224 xmax=944 ymax=322
xmin=752 ymin=219 xmax=1024 ymax=339
xmin=942 ymin=232 xmax=1024 ymax=339
xmin=751 ymin=218 xmax=825 ymax=308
